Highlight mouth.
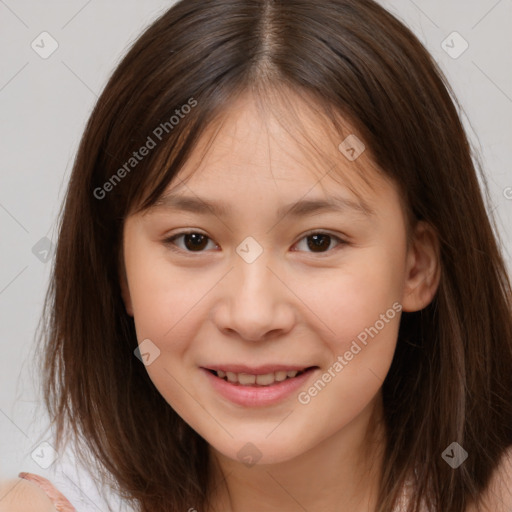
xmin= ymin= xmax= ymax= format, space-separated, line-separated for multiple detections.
xmin=203 ymin=366 xmax=318 ymax=387
xmin=201 ymin=365 xmax=320 ymax=407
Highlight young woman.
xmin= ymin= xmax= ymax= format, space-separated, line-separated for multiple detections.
xmin=4 ymin=0 xmax=512 ymax=511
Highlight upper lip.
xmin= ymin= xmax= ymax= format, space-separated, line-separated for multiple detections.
xmin=202 ymin=364 xmax=316 ymax=375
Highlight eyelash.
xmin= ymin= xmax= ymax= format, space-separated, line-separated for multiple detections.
xmin=162 ymin=230 xmax=348 ymax=256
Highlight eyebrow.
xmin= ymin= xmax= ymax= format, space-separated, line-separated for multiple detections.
xmin=148 ymin=192 xmax=375 ymax=219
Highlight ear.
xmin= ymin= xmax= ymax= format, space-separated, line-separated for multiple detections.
xmin=118 ymin=254 xmax=134 ymax=317
xmin=401 ymin=220 xmax=441 ymax=313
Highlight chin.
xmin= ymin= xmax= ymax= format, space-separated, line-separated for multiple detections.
xmin=209 ymin=433 xmax=309 ymax=467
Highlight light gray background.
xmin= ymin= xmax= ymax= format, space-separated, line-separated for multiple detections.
xmin=1 ymin=1 xmax=511 ymax=510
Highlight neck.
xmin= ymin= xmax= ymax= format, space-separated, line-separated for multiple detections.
xmin=206 ymin=393 xmax=386 ymax=512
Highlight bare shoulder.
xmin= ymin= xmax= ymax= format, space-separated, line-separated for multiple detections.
xmin=468 ymin=445 xmax=512 ymax=512
xmin=0 ymin=478 xmax=58 ymax=512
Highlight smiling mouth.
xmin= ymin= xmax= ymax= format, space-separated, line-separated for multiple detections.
xmin=206 ymin=367 xmax=317 ymax=387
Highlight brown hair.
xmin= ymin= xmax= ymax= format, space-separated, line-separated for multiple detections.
xmin=36 ymin=0 xmax=512 ymax=511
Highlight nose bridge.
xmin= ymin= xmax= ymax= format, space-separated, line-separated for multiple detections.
xmin=215 ymin=242 xmax=294 ymax=340
xmin=233 ymin=244 xmax=277 ymax=308
xmin=232 ymin=232 xmax=275 ymax=291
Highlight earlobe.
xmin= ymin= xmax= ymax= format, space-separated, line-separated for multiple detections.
xmin=401 ymin=221 xmax=441 ymax=313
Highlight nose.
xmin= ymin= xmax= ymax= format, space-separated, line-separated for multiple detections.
xmin=212 ymin=254 xmax=296 ymax=342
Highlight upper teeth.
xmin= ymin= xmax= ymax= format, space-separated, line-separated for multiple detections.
xmin=216 ymin=370 xmax=301 ymax=386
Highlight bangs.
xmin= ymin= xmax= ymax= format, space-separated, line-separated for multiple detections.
xmin=128 ymin=80 xmax=398 ymax=228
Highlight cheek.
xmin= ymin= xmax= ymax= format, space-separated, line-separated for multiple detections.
xmin=124 ymin=251 xmax=202 ymax=413
xmin=124 ymin=240 xmax=192 ymax=348
xmin=125 ymin=248 xmax=224 ymax=372
xmin=296 ymin=249 xmax=404 ymax=345
xmin=287 ymin=249 xmax=406 ymax=408
xmin=295 ymin=258 xmax=403 ymax=425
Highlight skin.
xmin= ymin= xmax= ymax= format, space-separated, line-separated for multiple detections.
xmin=119 ymin=90 xmax=441 ymax=512
xmin=0 ymin=479 xmax=58 ymax=512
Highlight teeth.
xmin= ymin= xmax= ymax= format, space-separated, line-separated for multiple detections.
xmin=256 ymin=373 xmax=274 ymax=385
xmin=214 ymin=368 xmax=306 ymax=386
xmin=238 ymin=373 xmax=256 ymax=385
xmin=275 ymin=371 xmax=288 ymax=382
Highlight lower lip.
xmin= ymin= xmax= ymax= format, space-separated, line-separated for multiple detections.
xmin=201 ymin=367 xmax=318 ymax=407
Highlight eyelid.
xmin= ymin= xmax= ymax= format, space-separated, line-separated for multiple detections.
xmin=162 ymin=229 xmax=348 ymax=255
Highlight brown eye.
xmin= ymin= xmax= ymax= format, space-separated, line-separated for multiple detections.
xmin=293 ymin=232 xmax=345 ymax=254
xmin=164 ymin=232 xmax=215 ymax=253
xmin=307 ymin=234 xmax=332 ymax=252
xmin=182 ymin=233 xmax=209 ymax=251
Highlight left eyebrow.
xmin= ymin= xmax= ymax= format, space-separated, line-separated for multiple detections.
xmin=148 ymin=192 xmax=375 ymax=218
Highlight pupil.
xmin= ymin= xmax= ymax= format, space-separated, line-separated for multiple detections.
xmin=307 ymin=234 xmax=330 ymax=252
xmin=184 ymin=233 xmax=208 ymax=251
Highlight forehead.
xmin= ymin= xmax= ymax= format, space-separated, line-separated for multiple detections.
xmin=153 ymin=90 xmax=390 ymax=211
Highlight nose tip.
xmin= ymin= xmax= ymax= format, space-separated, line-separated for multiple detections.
xmin=209 ymin=249 xmax=297 ymax=341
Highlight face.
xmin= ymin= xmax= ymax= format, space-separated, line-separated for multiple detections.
xmin=120 ymin=92 xmax=439 ymax=466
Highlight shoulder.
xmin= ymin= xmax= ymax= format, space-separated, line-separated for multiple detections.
xmin=0 ymin=477 xmax=58 ymax=512
xmin=469 ymin=445 xmax=512 ymax=512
